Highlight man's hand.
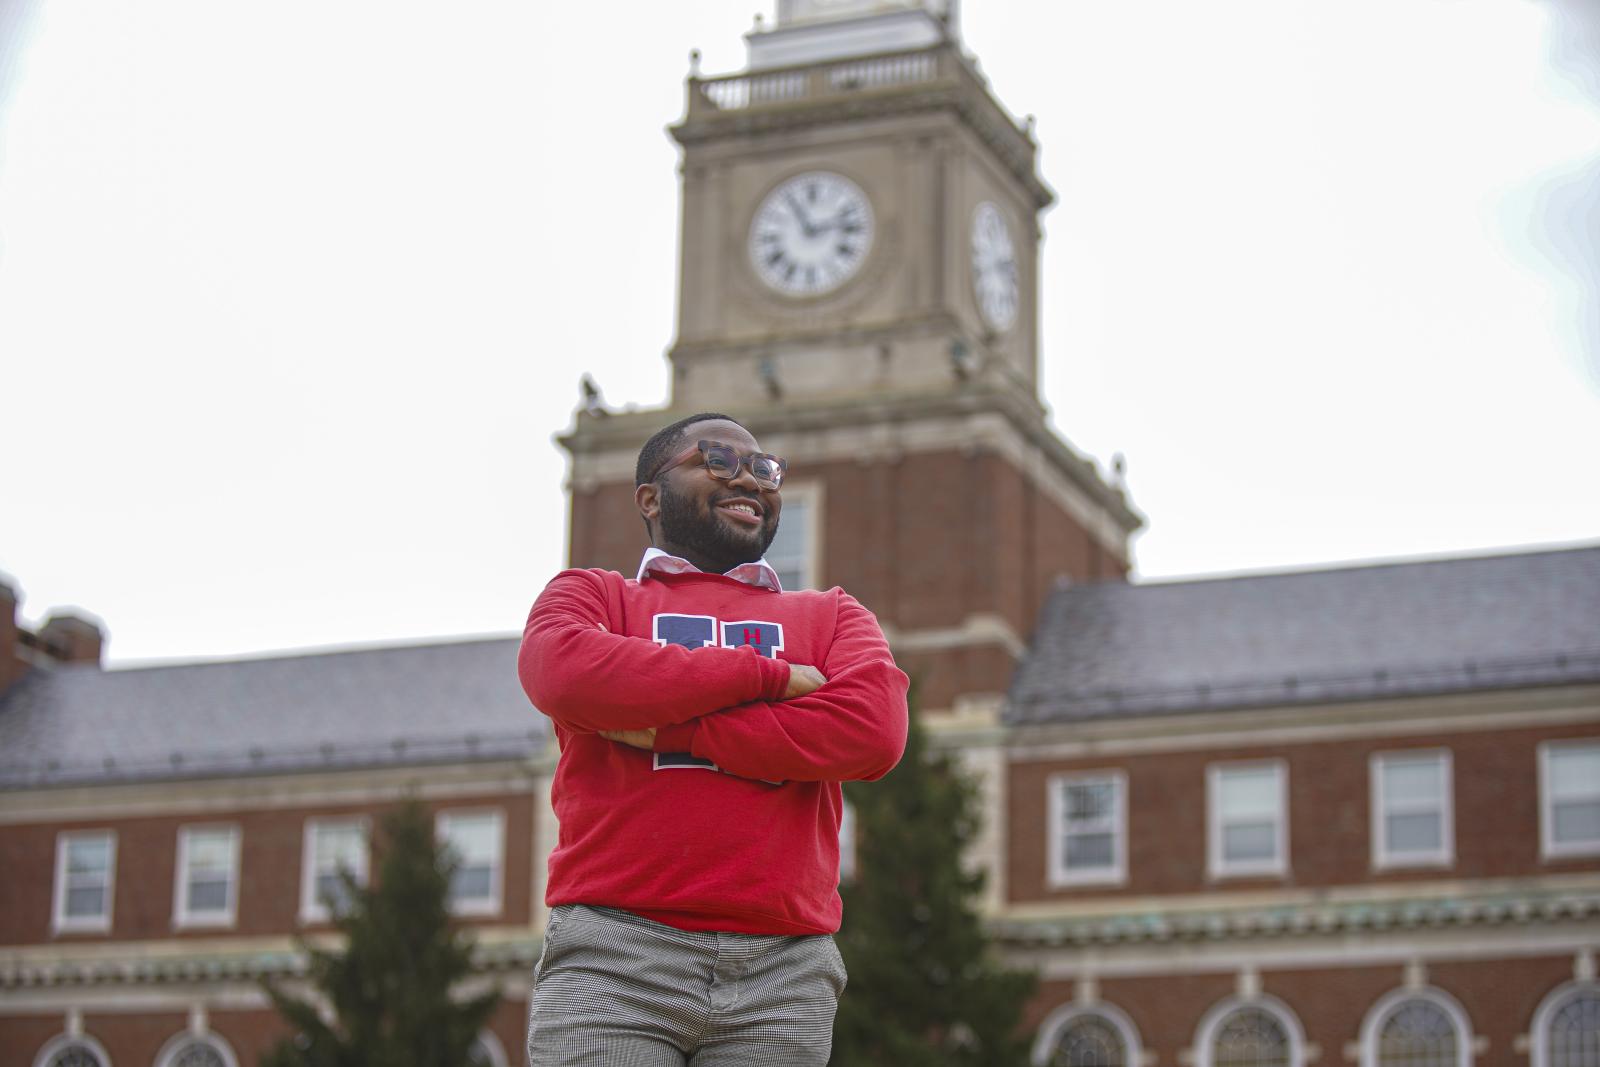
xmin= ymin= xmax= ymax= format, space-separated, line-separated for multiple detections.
xmin=785 ymin=664 xmax=827 ymax=699
xmin=600 ymin=727 xmax=657 ymax=750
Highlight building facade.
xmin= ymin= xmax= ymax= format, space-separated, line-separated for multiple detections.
xmin=0 ymin=607 xmax=555 ymax=1067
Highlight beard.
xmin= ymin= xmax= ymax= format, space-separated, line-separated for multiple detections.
xmin=657 ymin=480 xmax=779 ymax=574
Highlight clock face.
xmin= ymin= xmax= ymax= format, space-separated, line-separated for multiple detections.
xmin=971 ymin=201 xmax=1019 ymax=332
xmin=748 ymin=172 xmax=875 ymax=296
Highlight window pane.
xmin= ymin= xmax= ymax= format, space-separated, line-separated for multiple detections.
xmin=188 ymin=877 xmax=229 ymax=913
xmin=1549 ymin=991 xmax=1600 ymax=1067
xmin=1551 ymin=747 xmax=1600 ymax=799
xmin=1067 ymin=782 xmax=1114 ymax=824
xmin=317 ymin=871 xmax=354 ymax=913
xmin=172 ymin=1042 xmax=227 ymax=1067
xmin=67 ymin=838 xmax=110 ymax=877
xmin=1224 ymin=821 xmax=1277 ymax=862
xmin=452 ymin=863 xmax=493 ymax=902
xmin=1220 ymin=769 xmax=1279 ymax=819
xmin=186 ymin=831 xmax=233 ymax=872
xmin=48 ymin=1045 xmax=106 ymax=1067
xmin=315 ymin=824 xmax=364 ymax=870
xmin=1377 ymin=1000 xmax=1457 ymax=1067
xmin=444 ymin=816 xmax=498 ymax=864
xmin=1050 ymin=1014 xmax=1126 ymax=1066
xmin=65 ymin=884 xmax=105 ymax=917
xmin=1387 ymin=812 xmax=1442 ymax=853
xmin=1554 ymin=801 xmax=1600 ymax=844
xmin=1383 ymin=758 xmax=1442 ymax=806
xmin=766 ymin=498 xmax=810 ymax=588
xmin=1212 ymin=1007 xmax=1290 ymax=1067
xmin=1066 ymin=832 xmax=1114 ymax=870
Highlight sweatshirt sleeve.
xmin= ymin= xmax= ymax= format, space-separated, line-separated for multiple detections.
xmin=519 ymin=569 xmax=792 ymax=733
xmin=651 ymin=591 xmax=909 ymax=782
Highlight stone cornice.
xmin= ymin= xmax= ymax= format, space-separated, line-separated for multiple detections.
xmin=990 ymin=885 xmax=1600 ymax=950
xmin=0 ymin=936 xmax=543 ymax=991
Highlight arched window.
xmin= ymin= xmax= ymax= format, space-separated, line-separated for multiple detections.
xmin=31 ymin=1036 xmax=111 ymax=1067
xmin=153 ymin=1032 xmax=238 ymax=1067
xmin=1360 ymin=988 xmax=1471 ymax=1067
xmin=1195 ymin=996 xmax=1305 ymax=1067
xmin=1032 ymin=1003 xmax=1142 ymax=1067
xmin=1533 ymin=983 xmax=1600 ymax=1067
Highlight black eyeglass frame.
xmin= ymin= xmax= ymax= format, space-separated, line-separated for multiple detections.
xmin=648 ymin=439 xmax=788 ymax=491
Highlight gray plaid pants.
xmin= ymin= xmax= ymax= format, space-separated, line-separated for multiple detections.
xmin=527 ymin=904 xmax=847 ymax=1066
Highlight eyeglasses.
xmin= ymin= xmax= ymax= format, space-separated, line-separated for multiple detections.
xmin=649 ymin=440 xmax=788 ymax=491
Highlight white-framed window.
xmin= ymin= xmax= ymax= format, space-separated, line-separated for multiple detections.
xmin=300 ymin=817 xmax=369 ymax=924
xmin=1530 ymin=981 xmax=1600 ymax=1067
xmin=838 ymin=796 xmax=858 ymax=885
xmin=1194 ymin=995 xmax=1305 ymax=1067
xmin=173 ymin=825 xmax=240 ymax=928
xmin=153 ymin=1030 xmax=239 ymax=1067
xmin=1047 ymin=771 xmax=1128 ymax=887
xmin=1529 ymin=979 xmax=1593 ymax=1067
xmin=1358 ymin=987 xmax=1472 ymax=1067
xmin=1207 ymin=761 xmax=1288 ymax=879
xmin=438 ymin=809 xmax=504 ymax=916
xmin=52 ymin=830 xmax=116 ymax=933
xmin=1032 ymin=1002 xmax=1143 ymax=1067
xmin=32 ymin=1033 xmax=113 ymax=1067
xmin=765 ymin=480 xmax=822 ymax=591
xmin=1540 ymin=741 xmax=1600 ymax=859
xmin=1371 ymin=750 xmax=1453 ymax=869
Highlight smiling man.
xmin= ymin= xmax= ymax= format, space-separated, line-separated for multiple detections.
xmin=518 ymin=412 xmax=909 ymax=1066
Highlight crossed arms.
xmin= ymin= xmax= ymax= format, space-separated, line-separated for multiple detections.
xmin=517 ymin=570 xmax=909 ymax=782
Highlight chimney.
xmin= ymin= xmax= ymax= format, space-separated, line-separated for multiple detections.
xmin=0 ymin=579 xmax=21 ymax=692
xmin=38 ymin=611 xmax=106 ymax=666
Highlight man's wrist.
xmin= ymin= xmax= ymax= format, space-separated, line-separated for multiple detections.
xmin=653 ymin=721 xmax=699 ymax=752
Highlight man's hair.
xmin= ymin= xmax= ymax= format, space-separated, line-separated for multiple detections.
xmin=635 ymin=412 xmax=745 ymax=487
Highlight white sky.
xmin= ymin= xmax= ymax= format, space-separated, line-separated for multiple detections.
xmin=2 ymin=0 xmax=1597 ymax=665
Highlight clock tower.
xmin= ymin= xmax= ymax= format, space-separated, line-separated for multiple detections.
xmin=561 ymin=0 xmax=1142 ymax=720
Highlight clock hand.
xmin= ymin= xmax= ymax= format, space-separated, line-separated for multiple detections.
xmin=785 ymin=193 xmax=818 ymax=237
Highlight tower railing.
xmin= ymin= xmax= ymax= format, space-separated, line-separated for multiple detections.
xmin=689 ymin=45 xmax=953 ymax=117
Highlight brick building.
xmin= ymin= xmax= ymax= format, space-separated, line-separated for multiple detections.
xmin=4 ymin=3 xmax=1599 ymax=1067
xmin=0 ymin=603 xmax=551 ymax=1067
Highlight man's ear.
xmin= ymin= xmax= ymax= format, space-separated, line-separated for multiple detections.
xmin=635 ymin=482 xmax=661 ymax=536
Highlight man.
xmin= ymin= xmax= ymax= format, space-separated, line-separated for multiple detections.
xmin=518 ymin=412 xmax=909 ymax=1066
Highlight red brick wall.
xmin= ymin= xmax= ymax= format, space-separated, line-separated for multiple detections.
xmin=0 ymin=791 xmax=536 ymax=947
xmin=1025 ymin=955 xmax=1573 ymax=1066
xmin=0 ymin=997 xmax=529 ymax=1067
xmin=1009 ymin=721 xmax=1600 ymax=902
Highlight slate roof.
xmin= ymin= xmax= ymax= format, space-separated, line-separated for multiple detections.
xmin=0 ymin=636 xmax=547 ymax=789
xmin=1007 ymin=543 xmax=1600 ymax=725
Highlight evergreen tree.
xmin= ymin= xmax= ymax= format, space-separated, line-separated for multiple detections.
xmin=832 ymin=702 xmax=1037 ymax=1066
xmin=260 ymin=799 xmax=500 ymax=1067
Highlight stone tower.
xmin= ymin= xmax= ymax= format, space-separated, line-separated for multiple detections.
xmin=561 ymin=0 xmax=1141 ymax=719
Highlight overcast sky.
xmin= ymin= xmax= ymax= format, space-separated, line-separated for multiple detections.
xmin=2 ymin=0 xmax=1597 ymax=665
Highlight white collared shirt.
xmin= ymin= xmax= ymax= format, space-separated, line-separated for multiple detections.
xmin=636 ymin=546 xmax=784 ymax=593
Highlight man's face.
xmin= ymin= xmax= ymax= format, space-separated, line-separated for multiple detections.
xmin=650 ymin=419 xmax=782 ymax=573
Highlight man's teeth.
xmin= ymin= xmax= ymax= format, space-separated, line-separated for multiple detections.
xmin=721 ymin=503 xmax=758 ymax=516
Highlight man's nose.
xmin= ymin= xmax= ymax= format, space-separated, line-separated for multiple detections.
xmin=727 ymin=460 xmax=762 ymax=491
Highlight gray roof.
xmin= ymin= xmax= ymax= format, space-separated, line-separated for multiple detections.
xmin=1007 ymin=543 xmax=1600 ymax=725
xmin=0 ymin=636 xmax=547 ymax=789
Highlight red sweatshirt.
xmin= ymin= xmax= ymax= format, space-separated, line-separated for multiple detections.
xmin=518 ymin=566 xmax=909 ymax=935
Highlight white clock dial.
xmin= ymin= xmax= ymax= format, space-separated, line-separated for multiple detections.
xmin=971 ymin=201 xmax=1019 ymax=332
xmin=748 ymin=172 xmax=875 ymax=296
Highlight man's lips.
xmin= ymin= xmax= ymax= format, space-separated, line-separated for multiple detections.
xmin=715 ymin=498 xmax=765 ymax=526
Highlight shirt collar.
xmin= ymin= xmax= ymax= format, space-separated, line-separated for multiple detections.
xmin=636 ymin=546 xmax=784 ymax=592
